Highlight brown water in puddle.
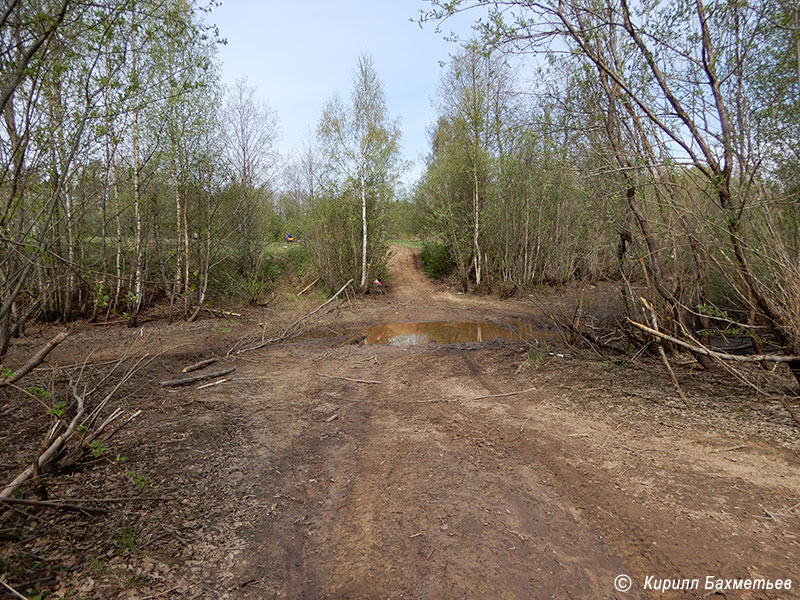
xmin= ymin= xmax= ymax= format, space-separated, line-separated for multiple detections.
xmin=362 ymin=320 xmax=549 ymax=346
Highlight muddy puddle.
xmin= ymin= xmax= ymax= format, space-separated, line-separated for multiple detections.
xmin=362 ymin=320 xmax=551 ymax=346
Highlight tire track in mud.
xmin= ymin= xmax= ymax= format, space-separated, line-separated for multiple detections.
xmin=264 ymin=346 xmax=630 ymax=599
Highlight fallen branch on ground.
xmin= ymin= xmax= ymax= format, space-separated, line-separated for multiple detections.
xmin=316 ymin=372 xmax=381 ymax=384
xmin=182 ymin=357 xmax=217 ymax=373
xmin=1 ymin=578 xmax=27 ymax=600
xmin=640 ymin=297 xmax=692 ymax=409
xmin=230 ymin=279 xmax=353 ymax=355
xmin=404 ymin=386 xmax=540 ymax=404
xmin=626 ymin=318 xmax=800 ymax=362
xmin=1 ymin=382 xmax=85 ymax=499
xmin=468 ymin=386 xmax=538 ymax=401
xmin=160 ymin=366 xmax=236 ymax=387
xmin=297 ymin=278 xmax=319 ymax=296
xmin=39 ymin=495 xmax=169 ymax=503
xmin=0 ymin=331 xmax=69 ymax=388
xmin=775 ymin=396 xmax=800 ymax=426
xmin=0 ymin=497 xmax=108 ymax=514
xmin=204 ymin=307 xmax=242 ymax=318
xmin=187 ymin=306 xmax=242 ymax=322
xmin=711 ymin=444 xmax=746 ymax=453
xmin=197 ymin=378 xmax=229 ymax=390
xmin=2 ymin=347 xmax=154 ymax=499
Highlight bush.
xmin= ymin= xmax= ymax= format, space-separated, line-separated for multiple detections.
xmin=420 ymin=241 xmax=456 ymax=280
xmin=258 ymin=243 xmax=311 ymax=282
xmin=306 ymin=184 xmax=390 ymax=290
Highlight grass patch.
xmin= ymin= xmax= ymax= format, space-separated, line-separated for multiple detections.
xmin=388 ymin=239 xmax=423 ymax=250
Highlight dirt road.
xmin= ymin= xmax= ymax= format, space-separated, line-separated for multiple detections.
xmin=4 ymin=245 xmax=799 ymax=599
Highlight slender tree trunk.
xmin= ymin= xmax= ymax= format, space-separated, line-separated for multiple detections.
xmin=360 ymin=154 xmax=368 ymax=290
xmin=472 ymin=168 xmax=481 ymax=288
xmin=199 ymin=180 xmax=213 ymax=307
xmin=62 ymin=182 xmax=74 ymax=320
xmin=523 ymin=195 xmax=531 ymax=282
xmin=112 ymin=165 xmax=122 ymax=315
xmin=173 ymin=157 xmax=182 ymax=303
xmin=131 ymin=103 xmax=142 ymax=324
xmin=183 ymin=182 xmax=190 ymax=313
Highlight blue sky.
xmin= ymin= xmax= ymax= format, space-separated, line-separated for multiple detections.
xmin=210 ymin=0 xmax=481 ymax=187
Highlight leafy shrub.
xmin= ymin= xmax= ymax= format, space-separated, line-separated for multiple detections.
xmin=420 ymin=241 xmax=456 ymax=280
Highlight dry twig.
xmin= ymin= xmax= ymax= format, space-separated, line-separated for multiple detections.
xmin=316 ymin=372 xmax=381 ymax=384
xmin=469 ymin=386 xmax=538 ymax=401
xmin=627 ymin=318 xmax=800 ymax=362
xmin=0 ymin=578 xmax=27 ymax=600
xmin=182 ymin=357 xmax=217 ymax=373
xmin=230 ymin=279 xmax=353 ymax=355
xmin=197 ymin=378 xmax=229 ymax=390
xmin=297 ymin=278 xmax=319 ymax=295
xmin=0 ymin=497 xmax=107 ymax=514
xmin=1 ymin=382 xmax=85 ymax=499
xmin=0 ymin=330 xmax=69 ymax=388
xmin=640 ymin=297 xmax=692 ymax=409
xmin=160 ymin=366 xmax=236 ymax=387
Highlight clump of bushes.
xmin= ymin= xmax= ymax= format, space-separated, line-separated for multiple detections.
xmin=420 ymin=241 xmax=456 ymax=280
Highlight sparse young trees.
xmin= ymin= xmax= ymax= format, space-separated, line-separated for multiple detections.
xmin=222 ymin=78 xmax=280 ymax=275
xmin=0 ymin=0 xmax=233 ymax=354
xmin=417 ymin=42 xmax=619 ymax=291
xmin=421 ymin=0 xmax=800 ymax=372
xmin=316 ymin=53 xmax=402 ymax=290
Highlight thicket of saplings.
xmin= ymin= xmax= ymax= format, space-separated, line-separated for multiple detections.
xmin=409 ymin=0 xmax=800 ymax=406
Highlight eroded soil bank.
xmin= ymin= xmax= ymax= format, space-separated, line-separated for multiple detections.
xmin=1 ymin=244 xmax=799 ymax=599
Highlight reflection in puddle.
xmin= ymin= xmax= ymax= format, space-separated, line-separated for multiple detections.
xmin=363 ymin=320 xmax=549 ymax=346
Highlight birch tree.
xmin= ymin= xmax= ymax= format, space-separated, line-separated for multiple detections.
xmin=222 ymin=78 xmax=279 ymax=274
xmin=317 ymin=53 xmax=401 ymax=290
xmin=422 ymin=0 xmax=800 ymax=373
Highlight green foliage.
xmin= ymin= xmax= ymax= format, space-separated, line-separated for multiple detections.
xmin=28 ymin=386 xmax=52 ymax=400
xmin=517 ymin=346 xmax=552 ymax=370
xmin=124 ymin=469 xmax=149 ymax=489
xmin=389 ymin=239 xmax=423 ymax=250
xmin=385 ymin=199 xmax=424 ymax=239
xmin=259 ymin=243 xmax=311 ymax=282
xmin=217 ymin=242 xmax=312 ymax=304
xmin=93 ymin=281 xmax=110 ymax=308
xmin=306 ymin=183 xmax=390 ymax=290
xmin=234 ymin=273 xmax=271 ymax=306
xmin=698 ymin=327 xmax=747 ymax=337
xmin=316 ymin=53 xmax=402 ymax=290
xmin=90 ymin=556 xmax=105 ymax=575
xmin=697 ymin=303 xmax=729 ymax=319
xmin=46 ymin=400 xmax=66 ymax=418
xmin=420 ymin=241 xmax=456 ymax=279
xmin=89 ymin=440 xmax=107 ymax=458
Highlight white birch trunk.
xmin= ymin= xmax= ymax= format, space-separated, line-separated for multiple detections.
xmin=360 ymin=152 xmax=368 ymax=290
